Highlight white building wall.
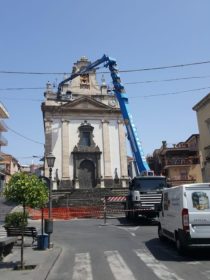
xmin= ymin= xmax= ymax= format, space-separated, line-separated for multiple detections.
xmin=68 ymin=120 xmax=80 ymax=178
xmin=67 ymin=119 xmax=104 ymax=178
xmin=50 ymin=116 xmax=125 ymax=188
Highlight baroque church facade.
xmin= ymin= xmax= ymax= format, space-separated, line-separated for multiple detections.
xmin=42 ymin=57 xmax=129 ymax=190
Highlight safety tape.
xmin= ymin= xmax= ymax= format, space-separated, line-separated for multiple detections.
xmin=28 ymin=207 xmax=157 ymax=220
xmin=101 ymin=196 xmax=127 ymax=202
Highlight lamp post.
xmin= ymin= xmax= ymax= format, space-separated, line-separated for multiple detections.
xmin=46 ymin=152 xmax=56 ymax=248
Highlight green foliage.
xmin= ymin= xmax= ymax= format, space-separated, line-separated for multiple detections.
xmin=4 ymin=212 xmax=28 ymax=227
xmin=4 ymin=172 xmax=48 ymax=208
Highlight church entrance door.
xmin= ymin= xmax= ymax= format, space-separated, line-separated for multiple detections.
xmin=78 ymin=160 xmax=96 ymax=188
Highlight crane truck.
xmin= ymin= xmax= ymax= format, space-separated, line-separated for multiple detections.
xmin=57 ymin=54 xmax=167 ymax=220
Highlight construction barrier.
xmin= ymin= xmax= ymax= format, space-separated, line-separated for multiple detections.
xmin=27 ymin=196 xmax=130 ymax=220
xmin=28 ymin=206 xmax=103 ymax=220
xmin=28 ymin=207 xmax=153 ymax=220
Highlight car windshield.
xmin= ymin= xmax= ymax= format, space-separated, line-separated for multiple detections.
xmin=133 ymin=178 xmax=166 ymax=192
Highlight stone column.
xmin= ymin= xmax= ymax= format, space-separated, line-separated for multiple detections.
xmin=102 ymin=120 xmax=112 ymax=179
xmin=61 ymin=119 xmax=70 ymax=180
xmin=118 ymin=120 xmax=128 ymax=187
xmin=44 ymin=119 xmax=53 ymax=177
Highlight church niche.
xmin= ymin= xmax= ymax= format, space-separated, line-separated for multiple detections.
xmin=72 ymin=121 xmax=101 ymax=189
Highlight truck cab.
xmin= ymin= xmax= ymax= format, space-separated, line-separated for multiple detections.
xmin=126 ymin=176 xmax=167 ymax=220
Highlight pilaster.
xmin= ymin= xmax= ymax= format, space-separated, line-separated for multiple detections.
xmin=61 ymin=119 xmax=70 ymax=180
xmin=102 ymin=119 xmax=112 ymax=179
xmin=44 ymin=119 xmax=53 ymax=177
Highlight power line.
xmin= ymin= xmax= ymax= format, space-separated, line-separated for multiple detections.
xmin=1 ymin=85 xmax=209 ymax=101
xmin=129 ymin=86 xmax=210 ymax=99
xmin=0 ymin=71 xmax=65 ymax=75
xmin=1 ymin=74 xmax=210 ymax=92
xmin=0 ymin=97 xmax=43 ymax=102
xmin=0 ymin=87 xmax=45 ymax=91
xmin=125 ymin=74 xmax=210 ymax=85
xmin=1 ymin=59 xmax=210 ymax=75
xmin=6 ymin=125 xmax=44 ymax=145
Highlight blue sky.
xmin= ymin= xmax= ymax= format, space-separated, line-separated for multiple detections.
xmin=1 ymin=0 xmax=210 ymax=165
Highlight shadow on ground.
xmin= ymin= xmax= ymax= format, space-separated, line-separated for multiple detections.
xmin=145 ymin=237 xmax=210 ymax=262
xmin=117 ymin=216 xmax=159 ymax=227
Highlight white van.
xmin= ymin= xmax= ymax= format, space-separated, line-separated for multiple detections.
xmin=158 ymin=183 xmax=210 ymax=254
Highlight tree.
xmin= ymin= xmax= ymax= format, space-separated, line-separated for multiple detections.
xmin=4 ymin=172 xmax=48 ymax=269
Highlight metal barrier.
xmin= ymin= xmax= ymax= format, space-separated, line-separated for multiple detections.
xmin=28 ymin=195 xmax=129 ymax=223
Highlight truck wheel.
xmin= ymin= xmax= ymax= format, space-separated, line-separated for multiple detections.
xmin=158 ymin=225 xmax=165 ymax=242
xmin=175 ymin=234 xmax=186 ymax=255
xmin=129 ymin=210 xmax=138 ymax=221
xmin=126 ymin=211 xmax=131 ymax=221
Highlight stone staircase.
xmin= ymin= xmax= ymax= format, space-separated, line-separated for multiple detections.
xmin=0 ymin=197 xmax=17 ymax=223
xmin=0 ymin=197 xmax=17 ymax=237
xmin=52 ymin=188 xmax=128 ymax=208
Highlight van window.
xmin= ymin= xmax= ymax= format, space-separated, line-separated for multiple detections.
xmin=186 ymin=187 xmax=210 ymax=212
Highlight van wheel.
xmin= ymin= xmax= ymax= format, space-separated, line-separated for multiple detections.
xmin=158 ymin=225 xmax=165 ymax=242
xmin=175 ymin=234 xmax=186 ymax=255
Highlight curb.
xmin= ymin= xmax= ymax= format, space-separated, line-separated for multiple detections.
xmin=31 ymin=246 xmax=62 ymax=280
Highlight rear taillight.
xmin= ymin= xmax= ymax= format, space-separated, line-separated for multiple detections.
xmin=182 ymin=208 xmax=189 ymax=231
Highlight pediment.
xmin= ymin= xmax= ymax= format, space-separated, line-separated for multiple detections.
xmin=60 ymin=96 xmax=114 ymax=111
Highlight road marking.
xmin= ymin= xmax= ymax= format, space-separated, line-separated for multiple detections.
xmin=187 ymin=261 xmax=201 ymax=265
xmin=114 ymin=225 xmax=139 ymax=236
xmin=104 ymin=250 xmax=137 ymax=280
xmin=202 ymin=270 xmax=210 ymax=279
xmin=134 ymin=249 xmax=185 ymax=280
xmin=72 ymin=252 xmax=93 ymax=280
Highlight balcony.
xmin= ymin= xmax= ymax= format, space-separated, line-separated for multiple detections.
xmin=0 ymin=103 xmax=9 ymax=118
xmin=204 ymin=145 xmax=210 ymax=161
xmin=0 ymin=134 xmax=8 ymax=146
xmin=164 ymin=157 xmax=199 ymax=168
xmin=0 ymin=120 xmax=7 ymax=132
xmin=169 ymin=178 xmax=196 ymax=186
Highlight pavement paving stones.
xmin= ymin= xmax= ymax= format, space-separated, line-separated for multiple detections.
xmin=0 ymin=215 xmax=62 ymax=280
xmin=0 ymin=242 xmax=62 ymax=280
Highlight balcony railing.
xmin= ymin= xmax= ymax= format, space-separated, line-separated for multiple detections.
xmin=164 ymin=158 xmax=199 ymax=166
xmin=0 ymin=134 xmax=8 ymax=146
xmin=169 ymin=178 xmax=196 ymax=186
xmin=0 ymin=120 xmax=7 ymax=132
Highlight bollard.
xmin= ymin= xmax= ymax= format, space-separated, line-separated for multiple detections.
xmin=104 ymin=196 xmax=107 ymax=225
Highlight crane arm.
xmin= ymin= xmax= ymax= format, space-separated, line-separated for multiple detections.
xmin=57 ymin=55 xmax=110 ymax=96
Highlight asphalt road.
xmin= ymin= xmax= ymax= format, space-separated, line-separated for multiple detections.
xmin=48 ymin=217 xmax=210 ymax=280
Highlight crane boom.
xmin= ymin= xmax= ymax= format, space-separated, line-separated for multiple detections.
xmin=57 ymin=55 xmax=150 ymax=175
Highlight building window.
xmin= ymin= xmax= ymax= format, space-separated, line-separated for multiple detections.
xmin=180 ymin=169 xmax=188 ymax=180
xmin=78 ymin=121 xmax=95 ymax=148
xmin=81 ymin=131 xmax=91 ymax=147
xmin=80 ymin=74 xmax=90 ymax=89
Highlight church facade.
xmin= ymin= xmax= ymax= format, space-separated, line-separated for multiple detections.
xmin=42 ymin=57 xmax=129 ymax=189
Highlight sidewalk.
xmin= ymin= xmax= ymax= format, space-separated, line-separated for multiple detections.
xmin=0 ymin=219 xmax=62 ymax=280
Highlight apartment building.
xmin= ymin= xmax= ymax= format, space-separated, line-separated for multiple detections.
xmin=0 ymin=102 xmax=9 ymax=191
xmin=148 ymin=134 xmax=202 ymax=186
xmin=193 ymin=93 xmax=210 ymax=182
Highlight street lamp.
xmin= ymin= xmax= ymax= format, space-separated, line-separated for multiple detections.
xmin=46 ymin=152 xmax=56 ymax=248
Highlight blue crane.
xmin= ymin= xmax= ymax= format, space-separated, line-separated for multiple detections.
xmin=57 ymin=55 xmax=151 ymax=175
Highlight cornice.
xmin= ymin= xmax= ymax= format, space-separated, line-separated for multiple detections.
xmin=193 ymin=92 xmax=210 ymax=111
